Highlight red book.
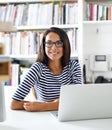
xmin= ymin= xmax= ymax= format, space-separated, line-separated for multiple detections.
xmin=89 ymin=3 xmax=94 ymax=21
xmin=108 ymin=6 xmax=111 ymax=20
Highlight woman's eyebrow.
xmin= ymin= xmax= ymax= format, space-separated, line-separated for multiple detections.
xmin=46 ymin=40 xmax=61 ymax=42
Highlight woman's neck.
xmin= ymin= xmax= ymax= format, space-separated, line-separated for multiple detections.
xmin=48 ymin=61 xmax=63 ymax=75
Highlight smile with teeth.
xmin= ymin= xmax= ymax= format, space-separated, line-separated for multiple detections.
xmin=50 ymin=51 xmax=58 ymax=55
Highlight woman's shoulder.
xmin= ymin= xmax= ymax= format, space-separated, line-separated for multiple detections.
xmin=68 ymin=58 xmax=81 ymax=70
xmin=69 ymin=57 xmax=79 ymax=66
xmin=68 ymin=58 xmax=81 ymax=75
xmin=31 ymin=62 xmax=45 ymax=70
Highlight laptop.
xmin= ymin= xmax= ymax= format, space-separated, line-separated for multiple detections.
xmin=51 ymin=83 xmax=112 ymax=122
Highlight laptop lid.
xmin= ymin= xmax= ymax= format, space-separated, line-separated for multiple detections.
xmin=58 ymin=83 xmax=112 ymax=122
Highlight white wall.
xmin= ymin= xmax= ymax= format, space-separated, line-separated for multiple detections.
xmin=83 ymin=23 xmax=112 ymax=83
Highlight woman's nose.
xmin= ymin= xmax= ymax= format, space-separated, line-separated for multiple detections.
xmin=51 ymin=44 xmax=57 ymax=49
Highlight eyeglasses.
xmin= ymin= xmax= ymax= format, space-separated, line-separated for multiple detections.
xmin=45 ymin=41 xmax=63 ymax=48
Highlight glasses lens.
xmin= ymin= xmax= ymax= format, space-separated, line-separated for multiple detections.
xmin=45 ymin=41 xmax=63 ymax=47
xmin=55 ymin=41 xmax=63 ymax=47
xmin=45 ymin=42 xmax=53 ymax=47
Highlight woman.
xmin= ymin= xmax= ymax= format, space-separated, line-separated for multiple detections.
xmin=10 ymin=27 xmax=82 ymax=112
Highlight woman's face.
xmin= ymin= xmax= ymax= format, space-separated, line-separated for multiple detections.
xmin=45 ymin=32 xmax=63 ymax=62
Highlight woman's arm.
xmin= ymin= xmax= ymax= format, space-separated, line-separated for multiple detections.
xmin=10 ymin=99 xmax=29 ymax=110
xmin=10 ymin=98 xmax=59 ymax=112
xmin=23 ymin=98 xmax=59 ymax=112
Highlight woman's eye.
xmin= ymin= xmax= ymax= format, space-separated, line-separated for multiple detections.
xmin=56 ymin=41 xmax=63 ymax=45
xmin=57 ymin=41 xmax=61 ymax=45
xmin=47 ymin=42 xmax=52 ymax=45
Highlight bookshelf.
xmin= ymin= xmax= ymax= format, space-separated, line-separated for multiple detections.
xmin=0 ymin=22 xmax=16 ymax=121
xmin=0 ymin=0 xmax=79 ymax=86
xmin=0 ymin=0 xmax=77 ymax=3
xmin=0 ymin=22 xmax=16 ymax=82
xmin=79 ymin=0 xmax=112 ymax=83
xmin=0 ymin=0 xmax=78 ymax=60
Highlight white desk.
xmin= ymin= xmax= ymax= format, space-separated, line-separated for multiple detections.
xmin=1 ymin=87 xmax=112 ymax=130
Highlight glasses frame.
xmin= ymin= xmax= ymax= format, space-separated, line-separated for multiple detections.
xmin=45 ymin=41 xmax=63 ymax=48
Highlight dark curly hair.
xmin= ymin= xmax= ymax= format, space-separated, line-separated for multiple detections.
xmin=35 ymin=27 xmax=71 ymax=67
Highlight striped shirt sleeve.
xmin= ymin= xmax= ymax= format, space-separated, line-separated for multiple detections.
xmin=12 ymin=62 xmax=40 ymax=101
xmin=70 ymin=59 xmax=82 ymax=84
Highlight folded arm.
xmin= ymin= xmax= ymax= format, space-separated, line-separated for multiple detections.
xmin=10 ymin=98 xmax=59 ymax=112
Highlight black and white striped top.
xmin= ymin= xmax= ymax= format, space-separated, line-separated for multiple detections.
xmin=12 ymin=59 xmax=82 ymax=102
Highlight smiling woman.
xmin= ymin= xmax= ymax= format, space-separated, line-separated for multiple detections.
xmin=45 ymin=32 xmax=63 ymax=66
xmin=10 ymin=27 xmax=82 ymax=112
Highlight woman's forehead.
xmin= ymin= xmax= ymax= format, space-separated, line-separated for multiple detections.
xmin=46 ymin=32 xmax=60 ymax=41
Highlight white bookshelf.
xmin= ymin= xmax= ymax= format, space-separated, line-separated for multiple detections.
xmin=83 ymin=20 xmax=112 ymax=24
xmin=0 ymin=0 xmax=78 ymax=59
xmin=0 ymin=0 xmax=77 ymax=3
xmin=16 ymin=24 xmax=78 ymax=31
xmin=0 ymin=0 xmax=79 ymax=86
xmin=79 ymin=0 xmax=112 ymax=83
xmin=0 ymin=22 xmax=16 ymax=83
xmin=10 ymin=54 xmax=37 ymax=60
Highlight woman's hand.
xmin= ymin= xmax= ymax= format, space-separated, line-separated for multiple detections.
xmin=23 ymin=98 xmax=59 ymax=112
xmin=23 ymin=101 xmax=45 ymax=112
xmin=11 ymin=98 xmax=59 ymax=112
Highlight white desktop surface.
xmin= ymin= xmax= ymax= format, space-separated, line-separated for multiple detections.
xmin=1 ymin=87 xmax=112 ymax=130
